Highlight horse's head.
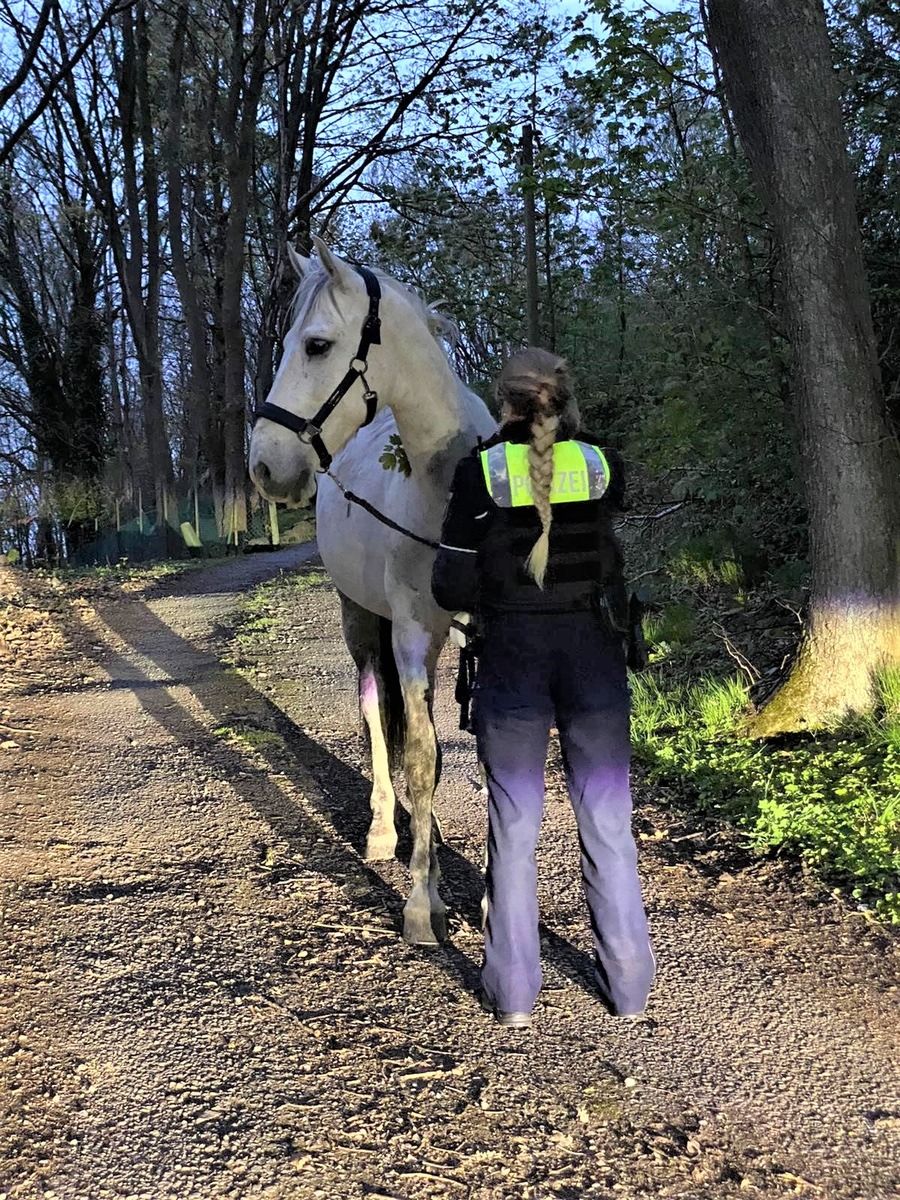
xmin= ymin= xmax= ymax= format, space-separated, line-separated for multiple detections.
xmin=249 ymin=238 xmax=393 ymax=505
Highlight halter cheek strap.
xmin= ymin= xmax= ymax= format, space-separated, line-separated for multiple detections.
xmin=254 ymin=264 xmax=382 ymax=471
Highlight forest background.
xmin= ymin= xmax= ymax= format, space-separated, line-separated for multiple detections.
xmin=1 ymin=0 xmax=898 ymax=919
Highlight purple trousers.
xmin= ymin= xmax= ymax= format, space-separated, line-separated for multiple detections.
xmin=474 ymin=610 xmax=655 ymax=1016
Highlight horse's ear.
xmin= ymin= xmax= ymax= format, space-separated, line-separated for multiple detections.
xmin=287 ymin=244 xmax=311 ymax=278
xmin=312 ymin=236 xmax=355 ymax=292
xmin=426 ymin=302 xmax=460 ymax=347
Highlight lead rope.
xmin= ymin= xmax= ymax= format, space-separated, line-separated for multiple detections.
xmin=323 ymin=468 xmax=440 ymax=549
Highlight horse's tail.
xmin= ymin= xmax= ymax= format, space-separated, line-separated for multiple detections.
xmin=377 ymin=615 xmax=406 ymax=770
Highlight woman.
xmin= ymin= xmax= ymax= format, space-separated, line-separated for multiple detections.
xmin=432 ymin=347 xmax=655 ymax=1030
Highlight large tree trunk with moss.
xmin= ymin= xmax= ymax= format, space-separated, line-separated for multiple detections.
xmin=707 ymin=0 xmax=900 ymax=733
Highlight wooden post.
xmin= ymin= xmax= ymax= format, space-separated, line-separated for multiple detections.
xmin=115 ymin=498 xmax=121 ymax=531
xmin=229 ymin=498 xmax=238 ymax=547
xmin=269 ymin=501 xmax=280 ymax=546
xmin=138 ymin=489 xmax=144 ymax=534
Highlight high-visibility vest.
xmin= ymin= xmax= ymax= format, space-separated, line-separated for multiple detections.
xmin=479 ymin=440 xmax=610 ymax=508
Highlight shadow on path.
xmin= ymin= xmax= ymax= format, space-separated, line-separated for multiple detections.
xmin=83 ymin=551 xmax=605 ymax=1007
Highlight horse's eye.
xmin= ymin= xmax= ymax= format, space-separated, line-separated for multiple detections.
xmin=305 ymin=337 xmax=331 ymax=357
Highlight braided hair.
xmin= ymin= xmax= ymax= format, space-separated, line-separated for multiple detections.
xmin=495 ymin=348 xmax=580 ymax=588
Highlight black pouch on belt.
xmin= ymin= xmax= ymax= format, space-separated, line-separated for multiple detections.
xmin=626 ymin=591 xmax=649 ymax=672
xmin=450 ymin=614 xmax=478 ymax=732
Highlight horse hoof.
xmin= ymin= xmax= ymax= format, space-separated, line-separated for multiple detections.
xmin=364 ymin=833 xmax=398 ymax=862
xmin=402 ymin=910 xmax=447 ymax=946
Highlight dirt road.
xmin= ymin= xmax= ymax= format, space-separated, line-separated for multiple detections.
xmin=1 ymin=547 xmax=898 ymax=1200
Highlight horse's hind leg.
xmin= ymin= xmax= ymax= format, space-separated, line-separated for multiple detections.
xmin=393 ymin=621 xmax=447 ymax=945
xmin=338 ymin=591 xmax=400 ymax=862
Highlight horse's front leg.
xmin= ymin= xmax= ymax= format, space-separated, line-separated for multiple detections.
xmin=359 ymin=662 xmax=399 ymax=862
xmin=394 ymin=621 xmax=446 ymax=945
xmin=337 ymin=591 xmax=400 ymax=861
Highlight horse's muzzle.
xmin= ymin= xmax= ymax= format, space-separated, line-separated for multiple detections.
xmin=249 ymin=456 xmax=316 ymax=507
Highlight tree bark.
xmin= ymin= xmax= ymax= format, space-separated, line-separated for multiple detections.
xmin=253 ymin=0 xmax=313 ymax=408
xmin=521 ymin=122 xmax=540 ymax=345
xmin=165 ymin=2 xmax=213 ymax=488
xmin=216 ymin=0 xmax=271 ymax=541
xmin=123 ymin=0 xmax=175 ymax=525
xmin=706 ymin=0 xmax=900 ymax=731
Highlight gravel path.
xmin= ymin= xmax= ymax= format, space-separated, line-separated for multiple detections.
xmin=1 ymin=546 xmax=898 ymax=1200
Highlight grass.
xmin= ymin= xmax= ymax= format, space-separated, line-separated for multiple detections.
xmin=232 ymin=569 xmax=327 ymax=648
xmin=212 ymin=723 xmax=285 ymax=751
xmin=876 ymin=666 xmax=900 ymax=721
xmin=642 ymin=602 xmax=696 ymax=654
xmin=220 ymin=567 xmax=331 ymax=677
xmin=282 ymin=568 xmax=328 ymax=592
xmin=234 ymin=592 xmax=275 ymax=641
xmin=630 ymin=671 xmax=900 ymax=923
xmin=32 ymin=557 xmax=209 ymax=600
xmin=666 ymin=538 xmax=745 ymax=589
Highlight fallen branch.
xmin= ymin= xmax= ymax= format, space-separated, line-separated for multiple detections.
xmin=310 ymin=920 xmax=395 ymax=935
xmin=618 ymin=501 xmax=688 ymax=525
xmin=711 ymin=621 xmax=761 ymax=684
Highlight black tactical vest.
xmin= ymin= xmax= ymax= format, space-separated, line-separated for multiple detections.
xmin=477 ymin=490 xmax=627 ymax=616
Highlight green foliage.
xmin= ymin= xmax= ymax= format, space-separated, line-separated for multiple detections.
xmin=630 ymin=672 xmax=690 ymax=741
xmin=666 ymin=536 xmax=745 ymax=589
xmin=47 ymin=559 xmax=204 ymax=589
xmin=642 ymin=602 xmax=696 ymax=656
xmin=378 ymin=434 xmax=412 ymax=477
xmin=362 ymin=2 xmax=807 ymax=587
xmin=631 ymin=672 xmax=900 ymax=923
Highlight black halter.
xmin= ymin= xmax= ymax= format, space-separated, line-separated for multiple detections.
xmin=254 ymin=265 xmax=382 ymax=471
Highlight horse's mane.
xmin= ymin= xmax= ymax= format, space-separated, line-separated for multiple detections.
xmin=289 ymin=263 xmax=459 ymax=350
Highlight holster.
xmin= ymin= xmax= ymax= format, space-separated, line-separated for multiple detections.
xmin=452 ymin=615 xmax=480 ymax=732
xmin=626 ymin=591 xmax=649 ymax=672
xmin=595 ymin=582 xmax=648 ymax=672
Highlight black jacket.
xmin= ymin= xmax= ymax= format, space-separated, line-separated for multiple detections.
xmin=431 ymin=422 xmax=629 ymax=620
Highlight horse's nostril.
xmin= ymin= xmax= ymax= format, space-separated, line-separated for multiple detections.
xmin=255 ymin=461 xmax=271 ymax=484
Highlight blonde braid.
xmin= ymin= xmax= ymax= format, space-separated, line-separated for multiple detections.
xmin=525 ymin=408 xmax=559 ymax=587
xmin=496 ymin=346 xmax=579 ymax=589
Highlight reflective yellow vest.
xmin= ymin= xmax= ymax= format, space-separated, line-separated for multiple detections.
xmin=479 ymin=440 xmax=610 ymax=508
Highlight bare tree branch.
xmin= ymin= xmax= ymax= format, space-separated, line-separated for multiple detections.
xmin=0 ymin=0 xmax=134 ymax=169
xmin=0 ymin=0 xmax=55 ymax=112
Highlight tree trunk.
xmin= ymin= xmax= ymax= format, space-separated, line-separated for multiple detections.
xmin=125 ymin=1 xmax=175 ymax=526
xmin=707 ymin=0 xmax=900 ymax=732
xmin=165 ymin=2 xmax=213 ymax=485
xmin=253 ymin=2 xmax=306 ymax=408
xmin=216 ymin=0 xmax=271 ymax=541
xmin=521 ymin=122 xmax=540 ymax=345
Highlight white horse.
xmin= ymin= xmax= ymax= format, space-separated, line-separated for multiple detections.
xmin=249 ymin=238 xmax=495 ymax=944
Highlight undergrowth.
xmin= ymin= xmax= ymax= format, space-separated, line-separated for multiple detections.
xmin=631 ymin=670 xmax=900 ymax=923
xmin=41 ymin=557 xmax=207 ymax=597
xmin=229 ymin=568 xmax=328 ymax=658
